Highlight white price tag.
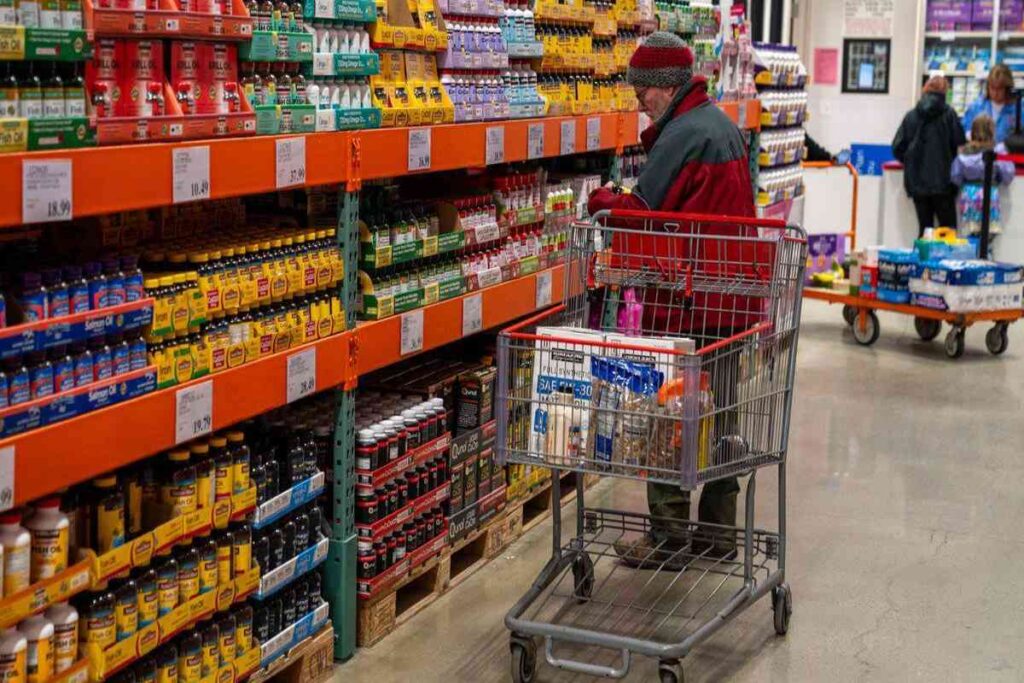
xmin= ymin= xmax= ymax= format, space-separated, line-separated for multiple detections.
xmin=737 ymin=100 xmax=747 ymax=127
xmin=314 ymin=0 xmax=334 ymax=18
xmin=560 ymin=119 xmax=576 ymax=155
xmin=313 ymin=53 xmax=333 ymax=75
xmin=286 ymin=346 xmax=317 ymax=403
xmin=0 ymin=446 xmax=14 ymax=514
xmin=172 ymin=146 xmax=211 ymax=204
xmin=485 ymin=126 xmax=505 ymax=165
xmin=939 ymin=31 xmax=955 ymax=41
xmin=536 ymin=269 xmax=552 ymax=309
xmin=476 ymin=266 xmax=502 ymax=289
xmin=400 ymin=309 xmax=424 ymax=356
xmin=527 ymin=123 xmax=544 ymax=159
xmin=175 ymin=380 xmax=213 ymax=444
xmin=275 ymin=136 xmax=307 ymax=188
xmin=22 ymin=160 xmax=72 ymax=224
xmin=462 ymin=294 xmax=482 ymax=337
xmin=313 ymin=538 xmax=329 ymax=562
xmin=315 ymin=108 xmax=336 ymax=132
xmin=408 ymin=128 xmax=432 ymax=171
xmin=586 ymin=117 xmax=601 ymax=151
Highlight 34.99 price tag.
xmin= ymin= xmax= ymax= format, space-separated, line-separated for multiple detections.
xmin=286 ymin=347 xmax=317 ymax=403
xmin=462 ymin=294 xmax=483 ymax=337
xmin=172 ymin=146 xmax=211 ymax=204
xmin=560 ymin=120 xmax=576 ymax=155
xmin=175 ymin=381 xmax=213 ymax=444
xmin=22 ymin=159 xmax=72 ymax=224
xmin=536 ymin=270 xmax=552 ymax=309
xmin=400 ymin=309 xmax=424 ymax=355
xmin=276 ymin=137 xmax=307 ymax=188
xmin=527 ymin=123 xmax=544 ymax=159
xmin=0 ymin=446 xmax=14 ymax=514
xmin=408 ymin=128 xmax=431 ymax=171
xmin=586 ymin=117 xmax=601 ymax=151
xmin=485 ymin=126 xmax=505 ymax=165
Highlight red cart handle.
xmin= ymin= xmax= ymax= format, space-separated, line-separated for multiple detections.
xmin=608 ymin=209 xmax=788 ymax=229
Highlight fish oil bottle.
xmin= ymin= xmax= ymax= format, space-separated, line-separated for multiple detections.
xmin=25 ymin=497 xmax=69 ymax=582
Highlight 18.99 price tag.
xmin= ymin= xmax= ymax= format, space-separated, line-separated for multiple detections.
xmin=22 ymin=160 xmax=72 ymax=224
xmin=0 ymin=446 xmax=14 ymax=514
xmin=172 ymin=146 xmax=211 ymax=204
xmin=586 ymin=117 xmax=601 ymax=151
xmin=462 ymin=294 xmax=483 ymax=337
xmin=400 ymin=309 xmax=424 ymax=355
xmin=527 ymin=123 xmax=544 ymax=159
xmin=276 ymin=137 xmax=307 ymax=188
xmin=485 ymin=126 xmax=505 ymax=165
xmin=175 ymin=381 xmax=213 ymax=444
xmin=560 ymin=120 xmax=576 ymax=155
xmin=408 ymin=128 xmax=431 ymax=171
xmin=536 ymin=270 xmax=552 ymax=309
xmin=286 ymin=347 xmax=317 ymax=403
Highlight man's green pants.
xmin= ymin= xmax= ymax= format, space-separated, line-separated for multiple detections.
xmin=647 ymin=478 xmax=739 ymax=549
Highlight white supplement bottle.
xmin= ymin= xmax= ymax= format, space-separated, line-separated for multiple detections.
xmin=0 ymin=628 xmax=26 ymax=683
xmin=44 ymin=603 xmax=78 ymax=674
xmin=24 ymin=497 xmax=69 ymax=582
xmin=17 ymin=616 xmax=53 ymax=683
xmin=0 ymin=512 xmax=31 ymax=597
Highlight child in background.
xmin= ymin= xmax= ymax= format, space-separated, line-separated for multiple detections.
xmin=951 ymin=114 xmax=1015 ymax=257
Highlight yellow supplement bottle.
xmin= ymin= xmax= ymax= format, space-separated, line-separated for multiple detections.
xmin=177 ymin=632 xmax=202 ymax=682
xmin=0 ymin=627 xmax=26 ymax=683
xmin=176 ymin=544 xmax=200 ymax=605
xmin=24 ymin=497 xmax=68 ymax=582
xmin=17 ymin=616 xmax=53 ymax=683
xmin=231 ymin=524 xmax=251 ymax=577
xmin=113 ymin=578 xmax=138 ymax=642
xmin=197 ymin=537 xmax=218 ymax=595
xmin=43 ymin=603 xmax=77 ymax=674
xmin=200 ymin=624 xmax=219 ymax=678
xmin=160 ymin=450 xmax=197 ymax=518
xmin=77 ymin=588 xmax=115 ymax=650
xmin=155 ymin=643 xmax=178 ymax=683
xmin=0 ymin=512 xmax=31 ymax=596
xmin=215 ymin=531 xmax=232 ymax=585
xmin=211 ymin=436 xmax=233 ymax=501
xmin=227 ymin=431 xmax=250 ymax=495
xmin=191 ymin=442 xmax=215 ymax=511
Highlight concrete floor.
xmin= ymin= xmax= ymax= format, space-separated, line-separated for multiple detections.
xmin=335 ymin=301 xmax=1024 ymax=682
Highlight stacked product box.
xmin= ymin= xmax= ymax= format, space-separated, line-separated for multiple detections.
xmin=925 ymin=0 xmax=974 ymax=30
xmin=910 ymin=260 xmax=1024 ymax=312
xmin=971 ymin=0 xmax=1024 ymax=30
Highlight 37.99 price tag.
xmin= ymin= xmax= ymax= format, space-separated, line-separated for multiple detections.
xmin=400 ymin=309 xmax=424 ymax=356
xmin=175 ymin=381 xmax=213 ymax=444
xmin=408 ymin=128 xmax=431 ymax=171
xmin=172 ymin=146 xmax=211 ymax=204
xmin=586 ymin=117 xmax=601 ymax=151
xmin=462 ymin=294 xmax=483 ymax=337
xmin=536 ymin=270 xmax=552 ymax=309
xmin=527 ymin=123 xmax=544 ymax=159
xmin=276 ymin=137 xmax=307 ymax=188
xmin=560 ymin=120 xmax=576 ymax=155
xmin=485 ymin=126 xmax=504 ymax=165
xmin=0 ymin=446 xmax=14 ymax=514
xmin=22 ymin=159 xmax=72 ymax=224
xmin=286 ymin=347 xmax=317 ymax=403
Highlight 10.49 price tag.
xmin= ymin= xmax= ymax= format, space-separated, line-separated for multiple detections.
xmin=175 ymin=381 xmax=213 ymax=444
xmin=172 ymin=146 xmax=211 ymax=204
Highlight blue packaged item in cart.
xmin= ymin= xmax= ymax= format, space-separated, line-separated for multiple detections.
xmin=994 ymin=262 xmax=1023 ymax=284
xmin=924 ymin=259 xmax=999 ymax=286
xmin=877 ymin=248 xmax=917 ymax=303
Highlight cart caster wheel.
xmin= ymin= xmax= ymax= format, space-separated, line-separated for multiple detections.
xmin=659 ymin=660 xmax=684 ymax=683
xmin=572 ymin=552 xmax=595 ymax=602
xmin=510 ymin=637 xmax=536 ymax=683
xmin=852 ymin=310 xmax=880 ymax=346
xmin=914 ymin=316 xmax=941 ymax=341
xmin=944 ymin=327 xmax=966 ymax=359
xmin=986 ymin=324 xmax=1009 ymax=355
xmin=772 ymin=583 xmax=793 ymax=636
xmin=842 ymin=304 xmax=856 ymax=326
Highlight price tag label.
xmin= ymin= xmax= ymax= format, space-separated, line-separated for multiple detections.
xmin=536 ymin=269 xmax=552 ymax=309
xmin=527 ymin=123 xmax=544 ymax=159
xmin=938 ymin=31 xmax=955 ymax=41
xmin=462 ymin=294 xmax=482 ymax=337
xmin=737 ymin=100 xmax=747 ymax=127
xmin=485 ymin=126 xmax=505 ymax=165
xmin=172 ymin=146 xmax=211 ymax=204
xmin=314 ymin=0 xmax=335 ymax=18
xmin=559 ymin=120 xmax=576 ymax=155
xmin=275 ymin=136 xmax=307 ymax=189
xmin=22 ymin=160 xmax=72 ymax=224
xmin=313 ymin=53 xmax=333 ymax=75
xmin=0 ymin=446 xmax=13 ymax=514
xmin=400 ymin=309 xmax=424 ymax=356
xmin=408 ymin=128 xmax=432 ymax=171
xmin=286 ymin=346 xmax=316 ymax=403
xmin=586 ymin=117 xmax=601 ymax=151
xmin=175 ymin=381 xmax=213 ymax=444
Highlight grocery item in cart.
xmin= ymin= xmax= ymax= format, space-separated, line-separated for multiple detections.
xmin=653 ymin=373 xmax=713 ymax=474
xmin=528 ymin=326 xmax=602 ymax=456
xmin=586 ymin=356 xmax=664 ymax=472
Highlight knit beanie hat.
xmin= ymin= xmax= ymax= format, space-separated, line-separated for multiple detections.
xmin=626 ymin=31 xmax=694 ymax=88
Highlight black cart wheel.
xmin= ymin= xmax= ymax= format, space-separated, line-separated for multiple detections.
xmin=510 ymin=637 xmax=536 ymax=683
xmin=772 ymin=583 xmax=793 ymax=635
xmin=944 ymin=327 xmax=966 ymax=359
xmin=851 ymin=310 xmax=880 ymax=346
xmin=914 ymin=316 xmax=941 ymax=341
xmin=659 ymin=661 xmax=684 ymax=683
xmin=842 ymin=304 xmax=857 ymax=326
xmin=985 ymin=324 xmax=1009 ymax=355
xmin=572 ymin=552 xmax=595 ymax=602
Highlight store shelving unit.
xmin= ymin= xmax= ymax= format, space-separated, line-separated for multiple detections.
xmin=0 ymin=99 xmax=760 ymax=667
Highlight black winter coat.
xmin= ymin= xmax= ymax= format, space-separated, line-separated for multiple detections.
xmin=892 ymin=92 xmax=967 ymax=198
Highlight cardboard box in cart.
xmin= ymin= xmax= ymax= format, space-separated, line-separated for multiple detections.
xmin=529 ymin=327 xmax=603 ymax=455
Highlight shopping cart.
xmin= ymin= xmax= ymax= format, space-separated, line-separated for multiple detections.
xmin=495 ymin=209 xmax=807 ymax=682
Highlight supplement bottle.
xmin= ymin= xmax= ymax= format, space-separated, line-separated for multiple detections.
xmin=234 ymin=605 xmax=253 ymax=656
xmin=43 ymin=602 xmax=77 ymax=674
xmin=199 ymin=623 xmax=219 ymax=678
xmin=0 ymin=512 xmax=31 ymax=596
xmin=177 ymin=632 xmax=201 ymax=681
xmin=0 ymin=628 xmax=26 ymax=683
xmin=232 ymin=524 xmax=252 ymax=576
xmin=211 ymin=436 xmax=233 ymax=501
xmin=160 ymin=450 xmax=197 ymax=518
xmin=76 ymin=588 xmax=115 ymax=650
xmin=135 ymin=568 xmax=158 ymax=628
xmin=190 ymin=442 xmax=215 ymax=511
xmin=155 ymin=555 xmax=179 ymax=617
xmin=216 ymin=614 xmax=236 ymax=666
xmin=123 ymin=466 xmax=144 ymax=540
xmin=197 ymin=536 xmax=218 ymax=594
xmin=112 ymin=578 xmax=138 ymax=642
xmin=227 ymin=431 xmax=250 ymax=495
xmin=17 ymin=615 xmax=53 ymax=683
xmin=24 ymin=497 xmax=68 ymax=582
xmin=176 ymin=543 xmax=199 ymax=605
xmin=214 ymin=530 xmax=232 ymax=585
xmin=90 ymin=476 xmax=125 ymax=553
xmin=133 ymin=658 xmax=157 ymax=683
xmin=64 ymin=266 xmax=89 ymax=315
xmin=155 ymin=643 xmax=177 ymax=683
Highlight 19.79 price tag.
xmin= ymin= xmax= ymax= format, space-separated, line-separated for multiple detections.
xmin=276 ymin=137 xmax=307 ymax=188
xmin=536 ymin=270 xmax=552 ymax=309
xmin=22 ymin=159 xmax=72 ymax=224
xmin=172 ymin=146 xmax=211 ymax=204
xmin=462 ymin=294 xmax=483 ymax=337
xmin=175 ymin=381 xmax=213 ymax=444
xmin=400 ymin=309 xmax=424 ymax=355
xmin=527 ymin=123 xmax=544 ymax=159
xmin=408 ymin=128 xmax=431 ymax=171
xmin=560 ymin=120 xmax=576 ymax=155
xmin=485 ymin=126 xmax=504 ymax=165
xmin=286 ymin=347 xmax=317 ymax=403
xmin=586 ymin=117 xmax=601 ymax=151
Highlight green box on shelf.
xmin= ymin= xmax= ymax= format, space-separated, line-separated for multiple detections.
xmin=517 ymin=254 xmax=540 ymax=276
xmin=254 ymin=104 xmax=280 ymax=135
xmin=335 ymin=52 xmax=379 ymax=76
xmin=335 ymin=106 xmax=380 ymax=131
xmin=304 ymin=0 xmax=376 ymax=22
xmin=281 ymin=104 xmax=317 ymax=132
xmin=362 ymin=288 xmax=423 ymax=320
xmin=0 ymin=27 xmax=91 ymax=61
xmin=30 ymin=117 xmax=95 ymax=150
xmin=240 ymin=31 xmax=313 ymax=62
xmin=360 ymin=229 xmax=464 ymax=269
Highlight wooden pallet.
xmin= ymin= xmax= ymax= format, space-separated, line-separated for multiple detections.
xmin=251 ymin=624 xmax=334 ymax=683
xmin=356 ymin=551 xmax=450 ymax=648
xmin=446 ymin=505 xmax=523 ymax=590
xmin=509 ymin=469 xmax=593 ymax=535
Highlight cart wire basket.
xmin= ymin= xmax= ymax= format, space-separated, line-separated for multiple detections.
xmin=495 ymin=210 xmax=807 ymax=682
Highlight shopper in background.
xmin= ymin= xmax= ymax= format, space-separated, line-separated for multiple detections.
xmin=963 ymin=64 xmax=1017 ymax=144
xmin=587 ymin=31 xmax=755 ymax=566
xmin=892 ymin=76 xmax=966 ymax=237
xmin=951 ymin=114 xmax=1015 ymax=257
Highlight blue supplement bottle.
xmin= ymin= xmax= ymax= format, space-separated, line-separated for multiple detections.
xmin=28 ymin=352 xmax=54 ymax=399
xmin=72 ymin=345 xmax=94 ymax=387
xmin=0 ymin=292 xmax=6 ymax=327
xmin=0 ymin=369 xmax=7 ymax=408
xmin=17 ymin=271 xmax=48 ymax=322
xmin=122 ymin=255 xmax=144 ymax=303
xmin=111 ymin=335 xmax=130 ymax=376
xmin=52 ymin=347 xmax=74 ymax=393
xmin=42 ymin=267 xmax=69 ymax=318
xmin=7 ymin=360 xmax=30 ymax=405
xmin=90 ymin=338 xmax=113 ymax=381
xmin=129 ymin=336 xmax=147 ymax=371
xmin=84 ymin=261 xmax=107 ymax=311
xmin=103 ymin=256 xmax=126 ymax=307
xmin=64 ymin=265 xmax=90 ymax=314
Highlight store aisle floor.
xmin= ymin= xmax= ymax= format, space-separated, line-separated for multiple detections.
xmin=335 ymin=302 xmax=1024 ymax=682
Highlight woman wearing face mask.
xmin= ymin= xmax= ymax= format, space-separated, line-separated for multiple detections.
xmin=963 ymin=64 xmax=1017 ymax=144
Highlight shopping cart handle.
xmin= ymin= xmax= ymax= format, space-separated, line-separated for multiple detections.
xmin=544 ymin=637 xmax=632 ymax=679
xmin=605 ymin=208 xmax=788 ymax=229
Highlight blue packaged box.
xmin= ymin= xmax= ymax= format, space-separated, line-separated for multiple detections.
xmin=921 ymin=259 xmax=999 ymax=286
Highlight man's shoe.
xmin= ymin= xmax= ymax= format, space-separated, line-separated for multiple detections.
xmin=613 ymin=535 xmax=690 ymax=570
xmin=690 ymin=537 xmax=739 ymax=562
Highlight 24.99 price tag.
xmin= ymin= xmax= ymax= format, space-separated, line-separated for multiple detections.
xmin=400 ymin=309 xmax=424 ymax=355
xmin=276 ymin=137 xmax=307 ymax=188
xmin=286 ymin=347 xmax=317 ymax=403
xmin=560 ymin=120 xmax=576 ymax=155
xmin=175 ymin=381 xmax=213 ymax=444
xmin=485 ymin=126 xmax=505 ymax=165
xmin=408 ymin=128 xmax=432 ymax=171
xmin=462 ymin=294 xmax=483 ymax=337
xmin=172 ymin=146 xmax=211 ymax=204
xmin=22 ymin=160 xmax=72 ymax=224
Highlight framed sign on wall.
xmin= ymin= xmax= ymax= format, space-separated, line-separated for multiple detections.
xmin=841 ymin=38 xmax=891 ymax=94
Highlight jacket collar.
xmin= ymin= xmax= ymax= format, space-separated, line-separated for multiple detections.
xmin=639 ymin=76 xmax=710 ymax=152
